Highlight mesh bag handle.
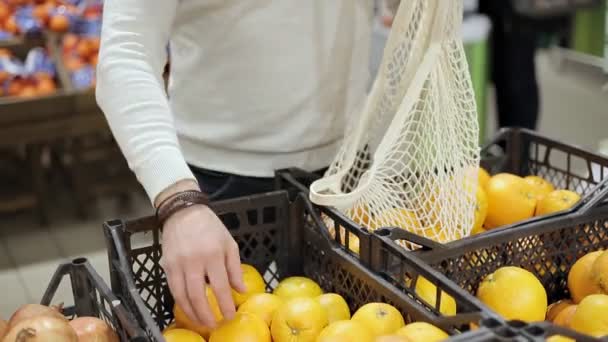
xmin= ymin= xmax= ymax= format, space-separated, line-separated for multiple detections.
xmin=310 ymin=0 xmax=479 ymax=247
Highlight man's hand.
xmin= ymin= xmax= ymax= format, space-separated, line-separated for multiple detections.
xmin=157 ymin=180 xmax=245 ymax=328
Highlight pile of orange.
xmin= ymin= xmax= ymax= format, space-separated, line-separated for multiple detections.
xmin=338 ymin=168 xmax=581 ymax=248
xmin=162 ymin=264 xmax=449 ymax=342
xmin=543 ymin=250 xmax=608 ymax=338
xmin=475 ymin=251 xmax=608 ymax=339
xmin=475 ymin=169 xmax=581 ymax=235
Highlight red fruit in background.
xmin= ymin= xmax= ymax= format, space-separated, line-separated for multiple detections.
xmin=33 ymin=4 xmax=50 ymax=24
xmin=7 ymin=80 xmax=24 ymax=97
xmin=0 ymin=3 xmax=11 ymax=23
xmin=36 ymin=78 xmax=56 ymax=95
xmin=62 ymin=33 xmax=79 ymax=55
xmin=49 ymin=14 xmax=69 ymax=32
xmin=64 ymin=56 xmax=84 ymax=71
xmin=76 ymin=39 xmax=92 ymax=58
xmin=0 ymin=71 xmax=9 ymax=84
xmin=89 ymin=54 xmax=98 ymax=67
xmin=34 ymin=72 xmax=53 ymax=82
xmin=19 ymin=85 xmax=38 ymax=98
xmin=88 ymin=37 xmax=100 ymax=52
xmin=5 ymin=15 xmax=19 ymax=34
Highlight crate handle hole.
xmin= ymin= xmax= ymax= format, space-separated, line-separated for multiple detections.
xmin=375 ymin=228 xmax=391 ymax=237
xmin=523 ymin=325 xmax=545 ymax=337
xmin=507 ymin=320 xmax=526 ymax=329
xmin=480 ymin=318 xmax=502 ymax=329
xmin=72 ymin=257 xmax=88 ymax=265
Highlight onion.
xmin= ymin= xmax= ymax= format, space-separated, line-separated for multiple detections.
xmin=8 ymin=304 xmax=66 ymax=329
xmin=2 ymin=316 xmax=77 ymax=342
xmin=0 ymin=319 xmax=7 ymax=339
xmin=69 ymin=317 xmax=119 ymax=342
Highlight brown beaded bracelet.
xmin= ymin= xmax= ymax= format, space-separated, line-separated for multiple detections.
xmin=155 ymin=190 xmax=210 ymax=227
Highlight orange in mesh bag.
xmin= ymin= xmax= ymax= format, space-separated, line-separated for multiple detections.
xmin=310 ymin=0 xmax=480 ymax=247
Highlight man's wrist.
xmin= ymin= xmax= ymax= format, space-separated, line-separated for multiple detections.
xmin=154 ymin=179 xmax=201 ymax=209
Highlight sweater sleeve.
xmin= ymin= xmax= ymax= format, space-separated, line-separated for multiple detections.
xmin=96 ymin=0 xmax=197 ymax=203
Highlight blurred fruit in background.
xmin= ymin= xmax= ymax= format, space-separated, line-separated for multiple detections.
xmin=0 ymin=46 xmax=59 ymax=98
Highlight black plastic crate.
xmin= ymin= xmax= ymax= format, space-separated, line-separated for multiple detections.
xmin=103 ymin=191 xmax=504 ymax=341
xmin=39 ymin=257 xmax=146 ymax=341
xmin=375 ymin=198 xmax=608 ymax=341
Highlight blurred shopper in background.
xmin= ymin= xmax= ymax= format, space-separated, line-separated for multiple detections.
xmin=479 ymin=0 xmax=541 ymax=131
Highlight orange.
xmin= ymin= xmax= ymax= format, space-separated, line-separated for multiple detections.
xmin=237 ymin=293 xmax=282 ymax=326
xmin=547 ymin=336 xmax=575 ymax=342
xmin=163 ymin=328 xmax=206 ymax=342
xmin=49 ymin=14 xmax=70 ymax=32
xmin=173 ymin=287 xmax=223 ymax=338
xmin=351 ymin=303 xmax=405 ymax=338
xmin=273 ymin=277 xmax=323 ymax=300
xmin=535 ymin=190 xmax=580 ymax=216
xmin=232 ymin=264 xmax=266 ymax=306
xmin=570 ymin=294 xmax=608 ymax=337
xmin=471 ymin=186 xmax=488 ymax=235
xmin=162 ymin=322 xmax=178 ymax=333
xmin=370 ymin=208 xmax=421 ymax=231
xmin=591 ymin=250 xmax=608 ymax=294
xmin=476 ymin=266 xmax=547 ymax=322
xmin=553 ymin=304 xmax=577 ymax=328
xmin=271 ymin=297 xmax=328 ymax=342
xmin=485 ymin=173 xmax=537 ymax=228
xmin=478 ymin=168 xmax=491 ymax=190
xmin=329 ymin=227 xmax=360 ymax=255
xmin=411 ymin=276 xmax=456 ymax=316
xmin=375 ymin=336 xmax=412 ymax=342
xmin=524 ymin=176 xmax=555 ymax=201
xmin=315 ymin=293 xmax=350 ymax=324
xmin=209 ymin=312 xmax=270 ymax=342
xmin=568 ymin=251 xmax=603 ymax=303
xmin=471 ymin=225 xmax=487 ymax=236
xmin=546 ymin=299 xmax=574 ymax=322
xmin=348 ymin=204 xmax=371 ymax=227
xmin=316 ymin=320 xmax=373 ymax=342
xmin=395 ymin=322 xmax=448 ymax=342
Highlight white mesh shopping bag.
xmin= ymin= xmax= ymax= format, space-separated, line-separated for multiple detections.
xmin=310 ymin=0 xmax=480 ymax=247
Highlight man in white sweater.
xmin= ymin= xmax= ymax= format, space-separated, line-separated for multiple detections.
xmin=97 ymin=0 xmax=373 ymax=328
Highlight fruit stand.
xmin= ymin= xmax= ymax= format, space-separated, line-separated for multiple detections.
xmin=0 ymin=0 xmax=138 ymax=224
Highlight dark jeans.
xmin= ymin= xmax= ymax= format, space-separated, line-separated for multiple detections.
xmin=480 ymin=0 xmax=541 ymax=131
xmin=190 ymin=166 xmax=277 ymax=201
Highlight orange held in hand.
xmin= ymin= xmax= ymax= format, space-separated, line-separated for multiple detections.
xmin=173 ymin=287 xmax=224 ymax=339
xmin=237 ymin=293 xmax=282 ymax=326
xmin=231 ymin=264 xmax=265 ymax=306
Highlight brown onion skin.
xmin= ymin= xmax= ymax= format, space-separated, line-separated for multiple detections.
xmin=2 ymin=316 xmax=77 ymax=342
xmin=8 ymin=304 xmax=66 ymax=329
xmin=69 ymin=317 xmax=119 ymax=342
xmin=0 ymin=320 xmax=7 ymax=339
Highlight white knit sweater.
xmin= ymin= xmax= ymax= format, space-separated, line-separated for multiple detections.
xmin=96 ymin=0 xmax=373 ymax=201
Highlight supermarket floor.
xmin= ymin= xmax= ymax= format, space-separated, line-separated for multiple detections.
xmin=0 ymin=51 xmax=607 ymax=318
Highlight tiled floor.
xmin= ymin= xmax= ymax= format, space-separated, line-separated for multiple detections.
xmin=0 ymin=50 xmax=607 ymax=319
xmin=0 ymin=193 xmax=150 ymax=318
